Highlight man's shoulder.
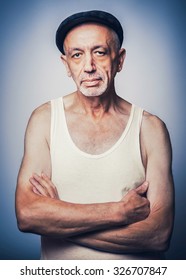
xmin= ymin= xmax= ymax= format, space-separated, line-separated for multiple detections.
xmin=24 ymin=102 xmax=52 ymax=145
xmin=142 ymin=110 xmax=171 ymax=152
xmin=32 ymin=101 xmax=51 ymax=117
xmin=142 ymin=111 xmax=167 ymax=135
xmin=27 ymin=102 xmax=51 ymax=133
xmin=29 ymin=102 xmax=51 ymax=124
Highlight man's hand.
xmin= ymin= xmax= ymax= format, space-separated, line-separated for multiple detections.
xmin=29 ymin=173 xmax=59 ymax=199
xmin=119 ymin=182 xmax=150 ymax=224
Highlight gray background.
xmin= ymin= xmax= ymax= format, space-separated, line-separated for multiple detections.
xmin=0 ymin=0 xmax=185 ymax=259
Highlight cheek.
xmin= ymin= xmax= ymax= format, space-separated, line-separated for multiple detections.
xmin=97 ymin=58 xmax=117 ymax=76
xmin=96 ymin=62 xmax=111 ymax=77
xmin=101 ymin=66 xmax=115 ymax=81
xmin=68 ymin=64 xmax=82 ymax=80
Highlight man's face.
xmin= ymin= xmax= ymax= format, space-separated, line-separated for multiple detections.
xmin=61 ymin=23 xmax=125 ymax=97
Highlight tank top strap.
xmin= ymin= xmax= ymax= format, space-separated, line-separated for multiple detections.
xmin=126 ymin=105 xmax=144 ymax=168
xmin=50 ymin=97 xmax=66 ymax=157
xmin=130 ymin=104 xmax=144 ymax=136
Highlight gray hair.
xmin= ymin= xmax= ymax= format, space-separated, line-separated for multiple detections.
xmin=109 ymin=29 xmax=121 ymax=52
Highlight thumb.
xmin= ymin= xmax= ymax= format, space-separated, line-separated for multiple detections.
xmin=135 ymin=181 xmax=149 ymax=195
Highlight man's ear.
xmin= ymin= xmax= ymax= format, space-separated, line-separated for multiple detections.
xmin=60 ymin=55 xmax=72 ymax=77
xmin=117 ymin=48 xmax=126 ymax=72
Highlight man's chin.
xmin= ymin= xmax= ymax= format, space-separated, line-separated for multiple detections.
xmin=79 ymin=87 xmax=106 ymax=98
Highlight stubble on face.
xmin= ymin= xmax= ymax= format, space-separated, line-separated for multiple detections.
xmin=63 ymin=24 xmax=121 ymax=98
xmin=78 ymin=71 xmax=108 ymax=97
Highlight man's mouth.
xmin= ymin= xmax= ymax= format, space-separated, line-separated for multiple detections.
xmin=81 ymin=78 xmax=101 ymax=86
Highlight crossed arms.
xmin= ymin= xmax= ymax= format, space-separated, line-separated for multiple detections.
xmin=15 ymin=103 xmax=174 ymax=254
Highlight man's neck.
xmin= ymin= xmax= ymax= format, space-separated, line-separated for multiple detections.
xmin=74 ymin=90 xmax=121 ymax=120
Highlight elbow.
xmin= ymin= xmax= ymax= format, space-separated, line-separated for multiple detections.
xmin=15 ymin=188 xmax=38 ymax=233
xmin=16 ymin=206 xmax=33 ymax=233
xmin=148 ymin=209 xmax=174 ymax=253
xmin=155 ymin=235 xmax=171 ymax=252
xmin=150 ymin=225 xmax=173 ymax=253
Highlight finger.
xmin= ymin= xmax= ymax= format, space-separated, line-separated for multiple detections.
xmin=33 ymin=172 xmax=59 ymax=199
xmin=32 ymin=173 xmax=55 ymax=198
xmin=33 ymin=173 xmax=46 ymax=185
xmin=41 ymin=173 xmax=59 ymax=199
xmin=31 ymin=173 xmax=59 ymax=199
xmin=30 ymin=177 xmax=58 ymax=199
xmin=135 ymin=181 xmax=149 ymax=195
xmin=29 ymin=177 xmax=49 ymax=197
xmin=41 ymin=173 xmax=57 ymax=189
xmin=32 ymin=186 xmax=42 ymax=196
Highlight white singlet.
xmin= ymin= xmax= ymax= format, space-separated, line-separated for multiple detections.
xmin=41 ymin=97 xmax=161 ymax=260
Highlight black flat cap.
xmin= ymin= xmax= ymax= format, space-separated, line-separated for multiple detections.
xmin=56 ymin=10 xmax=124 ymax=54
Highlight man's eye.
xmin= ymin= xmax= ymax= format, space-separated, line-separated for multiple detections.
xmin=95 ymin=51 xmax=106 ymax=56
xmin=72 ymin=53 xmax=82 ymax=58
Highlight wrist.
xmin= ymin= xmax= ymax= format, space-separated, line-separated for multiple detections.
xmin=111 ymin=201 xmax=127 ymax=226
xmin=117 ymin=200 xmax=130 ymax=225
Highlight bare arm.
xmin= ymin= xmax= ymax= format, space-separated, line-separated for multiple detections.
xmin=64 ymin=115 xmax=175 ymax=253
xmin=15 ymin=103 xmax=150 ymax=238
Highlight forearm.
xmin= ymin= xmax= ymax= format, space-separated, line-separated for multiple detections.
xmin=68 ymin=211 xmax=173 ymax=254
xmin=17 ymin=175 xmax=150 ymax=238
xmin=16 ymin=187 xmax=122 ymax=238
xmin=68 ymin=225 xmax=150 ymax=254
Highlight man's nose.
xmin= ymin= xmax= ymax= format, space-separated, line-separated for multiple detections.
xmin=83 ymin=54 xmax=96 ymax=73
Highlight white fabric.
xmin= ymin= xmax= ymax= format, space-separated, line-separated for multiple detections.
xmin=41 ymin=97 xmax=148 ymax=260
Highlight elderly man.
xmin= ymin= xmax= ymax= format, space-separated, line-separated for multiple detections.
xmin=15 ymin=10 xmax=174 ymax=260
